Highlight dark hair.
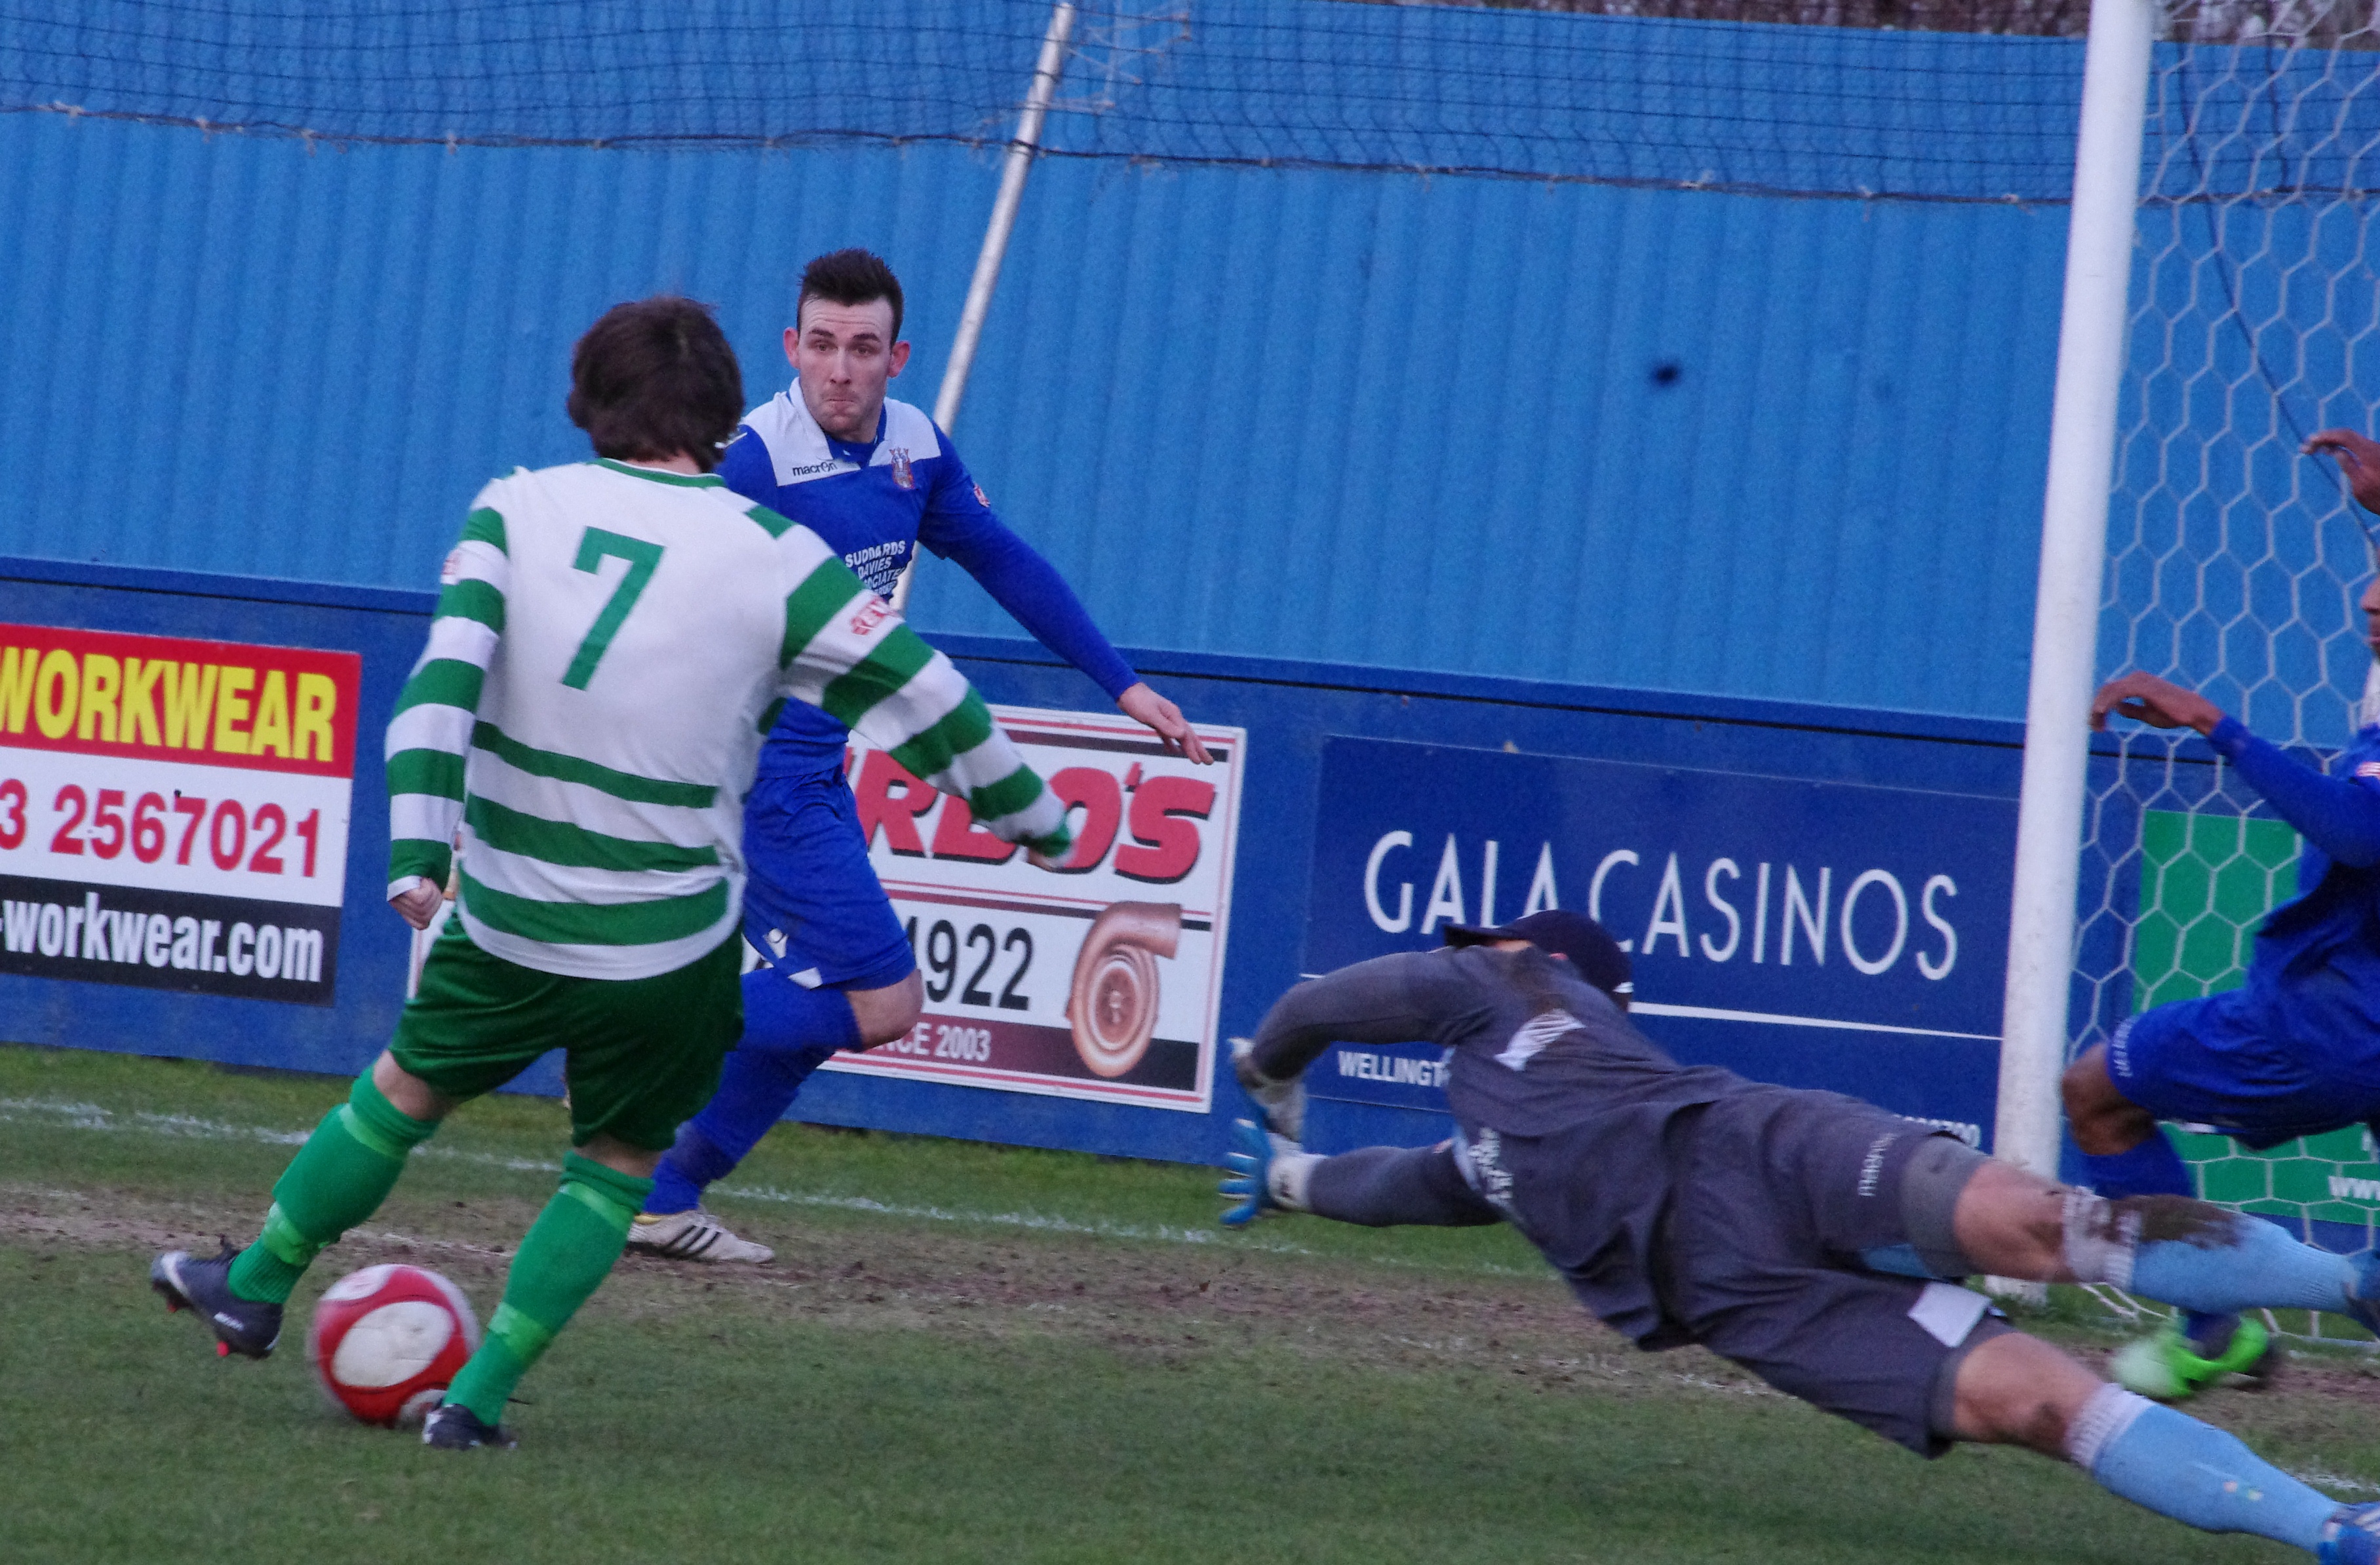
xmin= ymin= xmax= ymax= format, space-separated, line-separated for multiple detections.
xmin=566 ymin=296 xmax=743 ymax=473
xmin=797 ymin=248 xmax=905 ymax=343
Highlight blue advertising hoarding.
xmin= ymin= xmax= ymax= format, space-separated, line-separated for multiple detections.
xmin=2 ymin=554 xmax=2052 ymax=1167
xmin=1302 ymin=738 xmax=2018 ymax=1148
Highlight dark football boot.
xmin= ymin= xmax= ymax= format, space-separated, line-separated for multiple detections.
xmin=149 ymin=1241 xmax=283 ymax=1359
xmin=421 ymin=1401 xmax=518 ymax=1451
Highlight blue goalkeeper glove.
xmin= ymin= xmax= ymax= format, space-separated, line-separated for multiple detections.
xmin=1221 ymin=1116 xmax=1312 ymax=1229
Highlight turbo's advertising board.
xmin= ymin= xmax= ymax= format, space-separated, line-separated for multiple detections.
xmin=818 ymin=706 xmax=1245 ymax=1111
xmin=0 ymin=623 xmax=359 ymax=1005
xmin=1304 ymin=737 xmax=2016 ymax=1144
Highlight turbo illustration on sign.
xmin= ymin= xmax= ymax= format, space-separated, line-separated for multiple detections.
xmin=0 ymin=623 xmax=359 ymax=1005
xmin=817 ymin=705 xmax=1245 ymax=1110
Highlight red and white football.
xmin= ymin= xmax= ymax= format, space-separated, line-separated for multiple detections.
xmin=305 ymin=1263 xmax=480 ymax=1428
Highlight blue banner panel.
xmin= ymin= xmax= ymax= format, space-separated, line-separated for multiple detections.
xmin=1303 ymin=739 xmax=2018 ymax=1148
xmin=1 ymin=558 xmax=2037 ymax=1169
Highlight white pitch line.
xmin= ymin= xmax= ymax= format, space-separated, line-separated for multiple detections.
xmin=2292 ymin=1468 xmax=2380 ymax=1497
xmin=0 ymin=1096 xmax=1472 ymax=1265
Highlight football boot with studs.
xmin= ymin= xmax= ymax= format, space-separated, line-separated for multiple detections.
xmin=2109 ymin=1317 xmax=2276 ymax=1402
xmin=422 ymin=1401 xmax=518 ymax=1451
xmin=2319 ymin=1501 xmax=2380 ymax=1565
xmin=625 ymin=1207 xmax=774 ymax=1264
xmin=149 ymin=1241 xmax=283 ymax=1359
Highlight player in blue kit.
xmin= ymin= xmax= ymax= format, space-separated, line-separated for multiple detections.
xmin=2061 ymin=425 xmax=2380 ymax=1398
xmin=628 ymin=250 xmax=1212 ymax=1262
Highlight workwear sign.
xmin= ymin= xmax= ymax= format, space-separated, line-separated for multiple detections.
xmin=0 ymin=623 xmax=359 ymax=1004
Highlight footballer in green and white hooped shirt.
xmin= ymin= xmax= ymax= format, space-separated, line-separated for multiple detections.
xmin=149 ymin=298 xmax=1074 ymax=1451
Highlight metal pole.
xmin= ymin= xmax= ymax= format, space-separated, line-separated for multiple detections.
xmin=1992 ymin=0 xmax=2155 ymax=1274
xmin=889 ymin=1 xmax=1075 ymax=614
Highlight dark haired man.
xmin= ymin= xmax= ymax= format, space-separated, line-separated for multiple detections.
xmin=1221 ymin=911 xmax=2380 ymax=1562
xmin=150 ymin=297 xmax=1074 ymax=1447
xmin=629 ymin=249 xmax=1211 ymax=1260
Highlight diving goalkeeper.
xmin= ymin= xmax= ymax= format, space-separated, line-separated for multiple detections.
xmin=1224 ymin=911 xmax=2380 ymax=1563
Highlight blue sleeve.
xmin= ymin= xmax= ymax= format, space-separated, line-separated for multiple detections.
xmin=714 ymin=426 xmax=776 ymax=508
xmin=915 ymin=431 xmax=1139 ymax=701
xmin=2208 ymin=716 xmax=2380 ymax=868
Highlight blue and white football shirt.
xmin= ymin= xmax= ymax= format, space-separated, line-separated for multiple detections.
xmin=718 ymin=381 xmax=1140 ymax=779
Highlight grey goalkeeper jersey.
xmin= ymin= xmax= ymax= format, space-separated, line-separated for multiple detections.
xmin=1247 ymin=944 xmax=1778 ymax=1343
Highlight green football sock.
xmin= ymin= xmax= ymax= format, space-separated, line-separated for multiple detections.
xmin=444 ymin=1152 xmax=652 ymax=1425
xmin=226 ymin=1074 xmax=439 ymax=1304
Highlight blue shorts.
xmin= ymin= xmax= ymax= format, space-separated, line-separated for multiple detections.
xmin=2111 ymin=990 xmax=2380 ymax=1149
xmin=739 ymin=767 xmax=917 ymax=994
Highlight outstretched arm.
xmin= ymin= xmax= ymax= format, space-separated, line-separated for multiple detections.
xmin=385 ymin=505 xmax=507 ymax=929
xmin=922 ymin=453 xmax=1213 ymax=763
xmin=1220 ymin=1121 xmax=1500 ymax=1229
xmin=2092 ymin=671 xmax=2380 ymax=866
xmin=1239 ymin=952 xmax=1468 ymax=1096
xmin=1306 ymin=1143 xmax=1502 ymax=1227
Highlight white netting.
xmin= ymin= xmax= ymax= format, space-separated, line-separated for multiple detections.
xmin=2078 ymin=3 xmax=2380 ymax=1287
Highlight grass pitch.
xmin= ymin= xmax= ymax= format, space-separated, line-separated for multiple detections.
xmin=5 ymin=1044 xmax=2376 ymax=1564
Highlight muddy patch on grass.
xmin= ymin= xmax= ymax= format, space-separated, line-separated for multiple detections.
xmin=3 ymin=1180 xmax=1740 ymax=1398
xmin=12 ymin=1177 xmax=2380 ymax=1463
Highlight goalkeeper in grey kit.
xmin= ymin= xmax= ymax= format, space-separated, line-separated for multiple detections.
xmin=1223 ymin=910 xmax=2380 ymax=1562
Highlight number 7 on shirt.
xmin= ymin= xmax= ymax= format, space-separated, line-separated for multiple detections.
xmin=562 ymin=528 xmax=663 ymax=689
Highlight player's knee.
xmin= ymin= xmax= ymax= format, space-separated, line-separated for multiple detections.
xmin=1945 ymin=1158 xmax=2067 ymax=1278
xmin=847 ymin=971 xmax=924 ymax=1047
xmin=369 ymin=1051 xmax=457 ymax=1123
xmin=2059 ymin=1049 xmax=2109 ymax=1117
xmin=1955 ymin=1366 xmax=2073 ymax=1452
xmin=1949 ymin=1332 xmax=2097 ymax=1456
xmin=2061 ymin=1048 xmax=2151 ymax=1152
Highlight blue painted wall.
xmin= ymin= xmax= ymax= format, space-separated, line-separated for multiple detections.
xmin=0 ymin=101 xmax=2074 ymax=721
xmin=9 ymin=5 xmax=2378 ymax=731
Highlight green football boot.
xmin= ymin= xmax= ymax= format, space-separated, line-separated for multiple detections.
xmin=2111 ymin=1317 xmax=2276 ymax=1401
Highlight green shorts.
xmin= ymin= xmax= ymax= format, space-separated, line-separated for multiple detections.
xmin=390 ymin=919 xmax=743 ymax=1151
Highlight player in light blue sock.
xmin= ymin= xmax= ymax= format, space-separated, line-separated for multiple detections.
xmin=2068 ymin=1381 xmax=2380 ymax=1562
xmin=1222 ymin=923 xmax=2380 ymax=1562
xmin=2058 ymin=1184 xmax=2380 ymax=1332
xmin=2078 ymin=1127 xmax=2253 ymax=1364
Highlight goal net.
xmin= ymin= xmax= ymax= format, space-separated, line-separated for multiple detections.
xmin=2075 ymin=1 xmax=2380 ymax=1294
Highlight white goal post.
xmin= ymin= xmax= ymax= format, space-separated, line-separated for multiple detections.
xmin=1995 ymin=0 xmax=2159 ymax=1190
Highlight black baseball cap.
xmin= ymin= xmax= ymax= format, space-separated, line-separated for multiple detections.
xmin=1442 ymin=910 xmax=1633 ymax=1001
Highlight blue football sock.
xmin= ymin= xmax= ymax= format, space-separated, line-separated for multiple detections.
xmin=2078 ymin=1389 xmax=2337 ymax=1549
xmin=2082 ymin=1131 xmax=2195 ymax=1199
xmin=643 ymin=971 xmax=861 ymax=1216
xmin=2130 ymin=1209 xmax=2358 ymax=1317
xmin=2084 ymin=1132 xmax=2233 ymax=1341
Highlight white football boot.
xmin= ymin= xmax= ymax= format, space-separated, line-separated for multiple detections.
xmin=624 ymin=1207 xmax=775 ymax=1264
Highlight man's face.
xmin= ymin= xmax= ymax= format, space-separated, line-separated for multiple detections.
xmin=785 ymin=296 xmax=910 ymax=442
xmin=2364 ymin=575 xmax=2380 ymax=663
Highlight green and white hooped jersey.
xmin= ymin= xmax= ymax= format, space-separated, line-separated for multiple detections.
xmin=387 ymin=458 xmax=1069 ymax=981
